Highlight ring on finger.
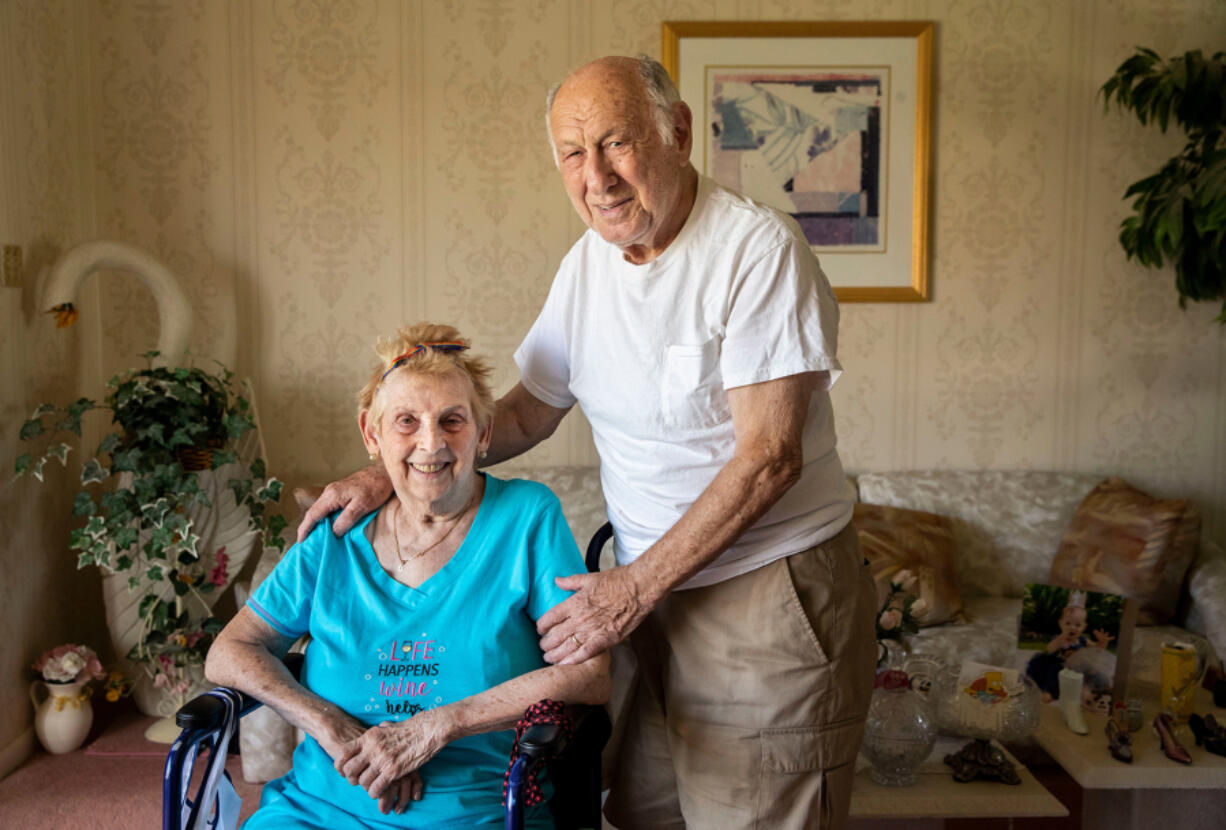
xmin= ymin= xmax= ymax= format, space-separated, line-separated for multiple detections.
xmin=568 ymin=633 xmax=583 ymax=647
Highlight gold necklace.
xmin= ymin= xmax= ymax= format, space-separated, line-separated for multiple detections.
xmin=390 ymin=497 xmax=469 ymax=573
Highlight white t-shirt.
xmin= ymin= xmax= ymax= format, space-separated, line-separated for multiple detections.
xmin=515 ymin=175 xmax=854 ymax=589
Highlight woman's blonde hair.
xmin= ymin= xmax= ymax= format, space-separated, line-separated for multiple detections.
xmin=357 ymin=322 xmax=494 ymax=432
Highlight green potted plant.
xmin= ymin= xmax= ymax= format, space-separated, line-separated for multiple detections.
xmin=1100 ymin=47 xmax=1226 ymax=322
xmin=16 ymin=352 xmax=286 ymax=726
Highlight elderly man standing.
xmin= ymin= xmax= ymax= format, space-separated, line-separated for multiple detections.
xmin=301 ymin=56 xmax=876 ymax=829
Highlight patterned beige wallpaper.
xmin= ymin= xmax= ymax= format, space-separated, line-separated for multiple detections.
xmin=0 ymin=0 xmax=105 ymax=775
xmin=2 ymin=0 xmax=1225 ymax=768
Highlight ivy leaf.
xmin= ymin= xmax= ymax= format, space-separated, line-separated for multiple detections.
xmin=81 ymin=458 xmax=109 ymax=485
xmin=30 ymin=457 xmax=47 ymax=482
xmin=84 ymin=516 xmax=107 ymax=538
xmin=146 ymin=565 xmax=164 ymax=582
xmin=14 ymin=453 xmax=31 ymax=477
xmin=77 ymin=551 xmax=95 ymax=568
xmin=257 ymin=479 xmax=283 ymax=503
xmin=96 ymin=433 xmax=120 ymax=455
xmin=19 ymin=418 xmax=44 ymax=441
xmin=72 ymin=492 xmax=96 ymax=517
xmin=113 ymin=526 xmax=138 ymax=550
xmin=47 ymin=443 xmax=72 ymax=465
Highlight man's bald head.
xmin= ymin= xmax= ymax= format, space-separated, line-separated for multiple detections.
xmin=545 ymin=55 xmax=682 ymax=157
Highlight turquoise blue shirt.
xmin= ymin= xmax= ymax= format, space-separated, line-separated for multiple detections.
xmin=244 ymin=474 xmax=582 ymax=829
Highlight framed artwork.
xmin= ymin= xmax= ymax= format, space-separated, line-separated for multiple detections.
xmin=662 ymin=21 xmax=934 ymax=301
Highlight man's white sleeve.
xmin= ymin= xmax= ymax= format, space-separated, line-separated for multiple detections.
xmin=719 ymin=234 xmax=842 ymax=391
xmin=513 ymin=270 xmax=579 ymax=409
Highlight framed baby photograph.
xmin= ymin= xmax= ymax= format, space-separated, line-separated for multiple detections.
xmin=1017 ymin=583 xmax=1133 ymax=713
xmin=661 ymin=20 xmax=934 ymax=301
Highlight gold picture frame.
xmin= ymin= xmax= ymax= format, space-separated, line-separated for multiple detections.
xmin=662 ymin=21 xmax=934 ymax=302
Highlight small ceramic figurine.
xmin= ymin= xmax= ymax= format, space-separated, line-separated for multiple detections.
xmin=1153 ymin=712 xmax=1193 ymax=764
xmin=1105 ymin=701 xmax=1133 ymax=763
xmin=1058 ymin=668 xmax=1089 ymax=735
xmin=1189 ymin=713 xmax=1226 ymax=758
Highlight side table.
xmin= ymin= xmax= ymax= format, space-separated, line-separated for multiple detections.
xmin=1032 ymin=688 xmax=1226 ymax=830
xmin=848 ymin=735 xmax=1067 ymax=829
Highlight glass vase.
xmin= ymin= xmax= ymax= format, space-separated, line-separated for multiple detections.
xmin=861 ymin=674 xmax=936 ymax=787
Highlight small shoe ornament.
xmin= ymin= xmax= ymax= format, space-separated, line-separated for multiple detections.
xmin=1189 ymin=713 xmax=1226 ymax=758
xmin=1153 ymin=712 xmax=1192 ymax=765
xmin=1106 ymin=702 xmax=1133 ymax=764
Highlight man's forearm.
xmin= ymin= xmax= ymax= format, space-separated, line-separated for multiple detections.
xmin=483 ymin=382 xmax=570 ymax=466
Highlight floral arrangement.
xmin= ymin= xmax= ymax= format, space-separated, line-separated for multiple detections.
xmin=33 ymin=644 xmax=106 ymax=685
xmin=16 ymin=352 xmax=286 ymax=701
xmin=876 ymin=569 xmax=930 ymax=642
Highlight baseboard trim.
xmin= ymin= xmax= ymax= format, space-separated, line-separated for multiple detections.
xmin=0 ymin=728 xmax=34 ymax=781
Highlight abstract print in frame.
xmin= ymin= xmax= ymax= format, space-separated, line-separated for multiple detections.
xmin=707 ymin=67 xmax=887 ymax=252
xmin=664 ymin=21 xmax=933 ymax=301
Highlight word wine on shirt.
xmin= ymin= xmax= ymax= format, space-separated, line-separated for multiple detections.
xmin=376 ymin=638 xmax=443 ymax=715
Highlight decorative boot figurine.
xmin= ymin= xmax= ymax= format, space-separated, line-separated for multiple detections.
xmin=1153 ymin=712 xmax=1193 ymax=764
xmin=1106 ymin=702 xmax=1133 ymax=763
xmin=1058 ymin=669 xmax=1089 ymax=735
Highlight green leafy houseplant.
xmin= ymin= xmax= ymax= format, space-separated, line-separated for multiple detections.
xmin=1101 ymin=47 xmax=1226 ymax=322
xmin=16 ymin=352 xmax=286 ymax=701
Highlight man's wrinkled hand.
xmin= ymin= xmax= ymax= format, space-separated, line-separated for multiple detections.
xmin=537 ymin=567 xmax=655 ymax=665
xmin=296 ymin=464 xmax=393 ymax=542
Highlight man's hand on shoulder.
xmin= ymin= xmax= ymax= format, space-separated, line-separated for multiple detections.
xmin=295 ymin=464 xmax=393 ymax=542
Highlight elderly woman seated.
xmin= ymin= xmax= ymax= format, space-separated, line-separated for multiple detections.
xmin=205 ymin=323 xmax=610 ymax=828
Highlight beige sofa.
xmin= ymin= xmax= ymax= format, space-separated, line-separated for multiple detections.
xmin=235 ymin=465 xmax=1225 ymax=780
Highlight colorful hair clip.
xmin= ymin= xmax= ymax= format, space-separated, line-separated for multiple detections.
xmin=380 ymin=341 xmax=468 ymax=382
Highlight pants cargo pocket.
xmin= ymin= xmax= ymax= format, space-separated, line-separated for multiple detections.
xmin=757 ymin=718 xmax=865 ymax=830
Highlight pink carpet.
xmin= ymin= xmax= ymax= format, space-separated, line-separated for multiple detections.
xmin=0 ymin=710 xmax=262 ymax=829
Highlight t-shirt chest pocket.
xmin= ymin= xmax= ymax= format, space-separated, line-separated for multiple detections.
xmin=662 ymin=338 xmax=729 ymax=428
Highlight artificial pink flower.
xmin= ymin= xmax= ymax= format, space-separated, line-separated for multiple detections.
xmin=879 ymin=609 xmax=902 ymax=631
xmin=894 ymin=569 xmax=917 ymax=591
xmin=208 ymin=547 xmax=229 ymax=587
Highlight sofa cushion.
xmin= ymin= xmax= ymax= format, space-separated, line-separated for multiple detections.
xmin=1050 ymin=477 xmax=1200 ymax=625
xmin=855 ymin=471 xmax=1102 ymax=598
xmin=853 ymin=502 xmax=963 ymax=626
xmin=907 ymin=596 xmax=1023 ymax=669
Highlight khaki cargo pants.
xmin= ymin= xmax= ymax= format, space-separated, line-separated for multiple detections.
xmin=603 ymin=522 xmax=877 ymax=829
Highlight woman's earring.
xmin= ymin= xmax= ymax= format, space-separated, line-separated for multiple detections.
xmin=479 ymin=449 xmax=488 ymax=460
xmin=369 ymin=452 xmax=378 ymax=461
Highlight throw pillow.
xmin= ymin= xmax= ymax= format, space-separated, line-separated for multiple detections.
xmin=1049 ymin=477 xmax=1201 ymax=625
xmin=853 ymin=502 xmax=964 ymax=627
